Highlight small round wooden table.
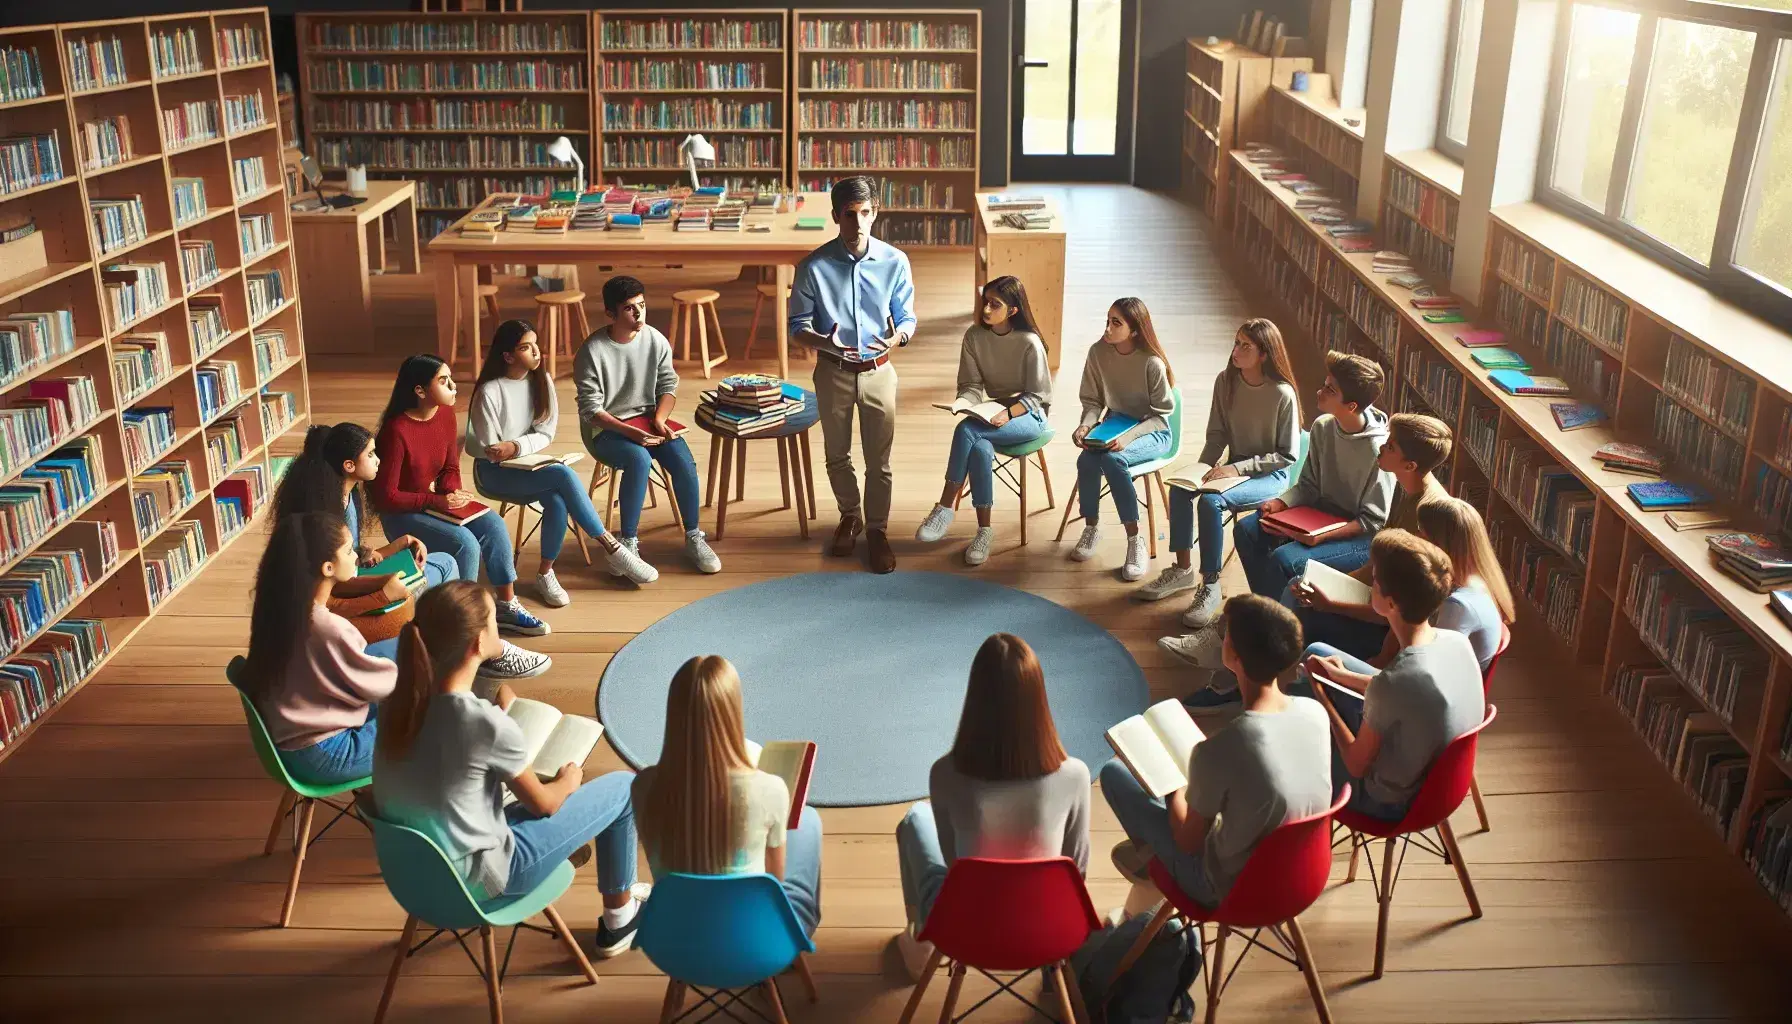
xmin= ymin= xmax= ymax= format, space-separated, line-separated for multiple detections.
xmin=700 ymin=389 xmax=820 ymax=541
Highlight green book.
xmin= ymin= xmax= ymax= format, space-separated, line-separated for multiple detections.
xmin=1423 ymin=310 xmax=1467 ymax=323
xmin=361 ymin=549 xmax=425 ymax=591
xmin=1470 ymin=347 xmax=1530 ymax=370
xmin=795 ymin=216 xmax=826 ymax=230
xmin=550 ymin=189 xmax=578 ymax=203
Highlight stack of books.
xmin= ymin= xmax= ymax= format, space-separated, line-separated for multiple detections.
xmin=533 ymin=208 xmax=569 ymax=233
xmin=696 ymin=374 xmax=805 ymax=436
xmin=571 ymin=192 xmax=609 ymax=230
xmin=985 ymin=194 xmax=1045 ymax=212
xmin=684 ymin=186 xmax=726 ymax=209
xmin=745 ymin=192 xmax=786 ymax=224
xmin=1705 ymin=533 xmax=1792 ymax=593
xmin=1371 ymin=251 xmax=1412 ymax=276
xmin=1488 ymin=369 xmax=1572 ymax=396
xmin=712 ymin=201 xmax=746 ymax=231
xmin=1594 ymin=442 xmax=1665 ymax=477
xmin=998 ymin=210 xmax=1052 ymax=230
xmin=610 ymin=212 xmax=644 ymax=236
xmin=459 ymin=209 xmax=504 ymax=238
xmin=676 ymin=207 xmax=711 ymax=232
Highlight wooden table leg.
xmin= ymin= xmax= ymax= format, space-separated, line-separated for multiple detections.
xmin=715 ymin=436 xmax=734 ymax=541
xmin=396 ymin=193 xmax=420 ymax=273
xmin=458 ymin=262 xmax=480 ymax=373
xmin=799 ymin=431 xmax=817 ymax=520
xmin=433 ymin=253 xmax=460 ymax=361
xmin=705 ymin=433 xmax=720 ymax=507
xmin=785 ymin=437 xmax=809 ymax=539
xmin=774 ymin=263 xmax=792 ymax=381
xmin=776 ymin=435 xmax=792 ymax=510
xmin=735 ymin=436 xmax=747 ymax=502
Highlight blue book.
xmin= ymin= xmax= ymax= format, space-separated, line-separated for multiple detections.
xmin=610 ymin=213 xmax=642 ymax=228
xmin=1487 ymin=369 xmax=1572 ymax=396
xmin=1549 ymin=401 xmax=1606 ymax=431
xmin=1626 ymin=480 xmax=1713 ymax=510
xmin=1083 ymin=413 xmax=1141 ymax=447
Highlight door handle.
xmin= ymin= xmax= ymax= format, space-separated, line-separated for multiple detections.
xmin=1019 ymin=57 xmax=1049 ymax=68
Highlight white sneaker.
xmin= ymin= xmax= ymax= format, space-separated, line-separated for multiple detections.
xmin=963 ymin=526 xmax=995 ymax=566
xmin=895 ymin=923 xmax=936 ymax=983
xmin=1069 ymin=522 xmax=1101 ymax=562
xmin=685 ymin=530 xmax=722 ymax=574
xmin=1110 ymin=840 xmax=1152 ymax=885
xmin=1135 ymin=564 xmax=1196 ymax=601
xmin=1157 ymin=627 xmax=1224 ymax=669
xmin=1180 ymin=581 xmax=1224 ymax=629
xmin=535 ymin=570 xmax=570 ymax=608
xmin=603 ymin=539 xmax=659 ymax=584
xmin=1120 ymin=535 xmax=1150 ymax=582
xmin=476 ymin=640 xmax=553 ymax=680
xmin=916 ymin=504 xmax=955 ymax=543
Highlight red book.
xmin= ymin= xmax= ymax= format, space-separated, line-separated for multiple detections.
xmin=425 ymin=500 xmax=491 ymax=524
xmin=618 ymin=414 xmax=688 ymax=438
xmin=1261 ymin=506 xmax=1350 ymax=541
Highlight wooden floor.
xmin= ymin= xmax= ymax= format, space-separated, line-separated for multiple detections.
xmin=4 ymin=185 xmax=1792 ymax=1023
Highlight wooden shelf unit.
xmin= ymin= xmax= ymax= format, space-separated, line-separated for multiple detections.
xmin=1181 ymin=38 xmax=1308 ymax=228
xmin=295 ymin=8 xmax=592 ymax=238
xmin=594 ymin=9 xmax=788 ymax=192
xmin=792 ymin=8 xmax=980 ymax=248
xmin=1227 ymin=143 xmax=1792 ymax=916
xmin=0 ymin=7 xmax=308 ymax=763
xmin=1267 ymin=84 xmax=1363 ymax=211
xmin=1382 ymin=149 xmax=1461 ymax=285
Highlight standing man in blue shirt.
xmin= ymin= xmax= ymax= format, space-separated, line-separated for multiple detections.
xmin=788 ymin=176 xmax=918 ymax=574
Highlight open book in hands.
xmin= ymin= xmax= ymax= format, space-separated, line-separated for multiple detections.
xmin=745 ymin=738 xmax=817 ymax=831
xmin=1301 ymin=560 xmax=1372 ymax=607
xmin=1105 ymin=699 xmax=1206 ymax=798
xmin=500 ymin=451 xmax=586 ymax=471
xmin=931 ymin=397 xmax=1009 ymax=425
xmin=501 ymin=698 xmax=606 ymax=806
xmin=1162 ymin=460 xmax=1250 ymax=494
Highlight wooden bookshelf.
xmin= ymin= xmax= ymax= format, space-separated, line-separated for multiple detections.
xmin=1181 ymin=38 xmax=1308 ymax=228
xmin=792 ymin=8 xmax=979 ymax=248
xmin=0 ymin=7 xmax=308 ymax=763
xmin=594 ymin=9 xmax=787 ymax=193
xmin=1382 ymin=149 xmax=1460 ymax=285
xmin=1267 ymin=82 xmax=1362 ymax=211
xmin=1226 ymin=141 xmax=1792 ymax=917
xmin=295 ymin=8 xmax=592 ymax=239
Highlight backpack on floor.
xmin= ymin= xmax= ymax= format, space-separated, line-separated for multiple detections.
xmin=1071 ymin=909 xmax=1200 ymax=1024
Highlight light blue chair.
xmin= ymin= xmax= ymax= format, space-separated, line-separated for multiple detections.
xmin=636 ymin=872 xmax=818 ymax=1024
xmin=1057 ymin=387 xmax=1184 ymax=557
xmin=951 ymin=427 xmax=1057 ymax=546
xmin=369 ymin=817 xmax=599 ymax=1024
xmin=1221 ymin=427 xmax=1309 ymax=570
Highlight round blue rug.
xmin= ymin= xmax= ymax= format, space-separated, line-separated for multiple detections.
xmin=597 ymin=571 xmax=1148 ymax=807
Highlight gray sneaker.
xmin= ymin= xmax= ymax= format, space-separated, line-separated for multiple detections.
xmin=1180 ymin=582 xmax=1224 ymax=629
xmin=603 ymin=539 xmax=659 ymax=584
xmin=1157 ymin=627 xmax=1223 ymax=669
xmin=1110 ymin=840 xmax=1152 ymax=885
xmin=963 ymin=526 xmax=995 ymax=566
xmin=476 ymin=640 xmax=552 ymax=680
xmin=1120 ymin=535 xmax=1150 ymax=582
xmin=685 ymin=530 xmax=722 ymax=574
xmin=608 ymin=536 xmax=642 ymax=577
xmin=1135 ymin=564 xmax=1196 ymax=601
xmin=535 ymin=570 xmax=571 ymax=608
xmin=916 ymin=503 xmax=955 ymax=543
xmin=1069 ymin=522 xmax=1101 ymax=562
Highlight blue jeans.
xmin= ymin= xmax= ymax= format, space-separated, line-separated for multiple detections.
xmin=1168 ymin=468 xmax=1291 ymax=577
xmin=1288 ymin=599 xmax=1389 ymax=663
xmin=1099 ymin=758 xmax=1223 ymax=909
xmin=280 ymin=712 xmax=377 ymax=787
xmin=781 ymin=806 xmax=825 ymax=937
xmin=380 ymin=509 xmax=516 ymax=588
xmin=347 ymin=498 xmax=458 ymax=587
xmin=502 ymin=770 xmax=638 ymax=905
xmin=1077 ymin=430 xmax=1173 ymax=525
xmin=585 ymin=431 xmax=701 ymax=539
xmin=474 ymin=460 xmax=608 ymax=562
xmin=945 ymin=409 xmax=1048 ymax=509
xmin=1289 ymin=644 xmax=1408 ymax=823
xmin=895 ymin=802 xmax=949 ymax=926
xmin=367 ymin=637 xmax=399 ymax=661
xmin=1233 ymin=510 xmax=1373 ymax=599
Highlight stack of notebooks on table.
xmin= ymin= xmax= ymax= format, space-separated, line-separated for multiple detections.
xmin=503 ymin=204 xmax=538 ymax=231
xmin=609 ymin=213 xmax=643 ymax=236
xmin=459 ymin=210 xmax=504 ymax=238
xmin=696 ymin=374 xmax=805 ymax=437
xmin=745 ymin=192 xmax=785 ymax=224
xmin=1705 ymin=533 xmax=1792 ymax=593
xmin=711 ymin=202 xmax=746 ymax=231
xmin=985 ymin=194 xmax=1046 ymax=213
xmin=639 ymin=198 xmax=676 ymax=224
xmin=683 ymin=186 xmax=726 ymax=209
xmin=571 ymin=196 xmax=609 ymax=231
xmin=1594 ymin=442 xmax=1665 ymax=477
xmin=1488 ymin=369 xmax=1572 ymax=396
xmin=675 ymin=208 xmax=711 ymax=232
xmin=999 ymin=210 xmax=1052 ymax=230
xmin=600 ymin=188 xmax=636 ymax=217
xmin=533 ymin=208 xmax=570 ymax=234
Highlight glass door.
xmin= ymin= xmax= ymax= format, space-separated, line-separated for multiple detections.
xmin=1011 ymin=0 xmax=1137 ymax=180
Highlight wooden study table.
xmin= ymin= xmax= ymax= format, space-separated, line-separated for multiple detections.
xmin=429 ymin=194 xmax=833 ymax=381
xmin=973 ymin=193 xmax=1067 ymax=369
xmin=291 ymin=180 xmax=420 ymax=355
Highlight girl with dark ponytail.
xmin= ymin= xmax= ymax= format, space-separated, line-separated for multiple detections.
xmin=372 ymin=582 xmax=649 ymax=955
xmin=243 ymin=512 xmax=397 ymax=787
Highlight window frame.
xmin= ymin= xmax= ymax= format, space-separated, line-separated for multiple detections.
xmin=1536 ymin=0 xmax=1792 ymax=325
xmin=1436 ymin=0 xmax=1483 ymax=161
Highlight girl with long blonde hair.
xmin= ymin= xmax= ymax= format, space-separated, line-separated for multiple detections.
xmin=372 ymin=582 xmax=648 ymax=958
xmin=1416 ymin=497 xmax=1515 ymax=669
xmin=632 ymin=655 xmax=823 ymax=935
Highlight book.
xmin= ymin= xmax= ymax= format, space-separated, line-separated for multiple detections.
xmin=1593 ymin=442 xmax=1666 ymax=472
xmin=1411 ymin=296 xmax=1460 ymax=310
xmin=744 ymin=738 xmax=818 ymax=831
xmin=1082 ymin=413 xmax=1141 ymax=447
xmin=1488 ymin=370 xmax=1572 ymax=396
xmin=1105 ymin=699 xmax=1206 ymax=798
xmin=931 ymin=397 xmax=1008 ymax=424
xmin=1470 ymin=348 xmax=1530 ymax=370
xmin=359 ymin=549 xmax=424 ymax=592
xmin=1454 ymin=329 xmax=1506 ymax=348
xmin=1549 ymin=402 xmax=1606 ymax=431
xmin=1386 ymin=272 xmax=1425 ymax=290
xmin=500 ymin=698 xmax=606 ymax=806
xmin=617 ymin=413 xmax=687 ymax=438
xmin=425 ymin=500 xmax=491 ymax=524
xmin=1302 ymin=559 xmax=1372 ymax=607
xmin=1422 ymin=310 xmax=1468 ymax=324
xmin=1772 ymin=590 xmax=1792 ymax=632
xmin=1626 ymin=480 xmax=1713 ymax=510
xmin=1706 ymin=533 xmax=1792 ymax=571
xmin=1260 ymin=505 xmax=1350 ymax=542
xmin=1162 ymin=461 xmax=1250 ymax=494
xmin=1666 ymin=510 xmax=1730 ymax=532
xmin=795 ymin=216 xmax=826 ymax=230
xmin=500 ymin=451 xmax=586 ymax=471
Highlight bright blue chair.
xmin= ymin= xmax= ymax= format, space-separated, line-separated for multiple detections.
xmin=368 ymin=817 xmax=599 ymax=1024
xmin=636 ymin=872 xmax=818 ymax=1024
xmin=1057 ymin=387 xmax=1184 ymax=557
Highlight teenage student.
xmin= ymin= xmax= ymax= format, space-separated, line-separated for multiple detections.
xmin=241 ymin=512 xmax=395 ymax=787
xmin=914 ymin=277 xmax=1053 ymax=565
xmin=1068 ymin=297 xmax=1177 ymax=582
xmin=892 ymin=633 xmax=1091 ymax=980
xmin=632 ymin=655 xmax=824 ymax=938
xmin=1100 ymin=595 xmax=1331 ymax=908
xmin=468 ymin=318 xmax=659 ymax=601
xmin=372 ymin=582 xmax=650 ymax=956
xmin=1413 ymin=497 xmax=1514 ymax=669
xmin=789 ymin=175 xmax=919 ymax=575
xmin=1134 ymin=318 xmax=1301 ymax=626
xmin=574 ymin=275 xmax=720 ymax=575
xmin=1281 ymin=413 xmax=1454 ymax=660
xmin=1293 ymin=530 xmax=1484 ymax=822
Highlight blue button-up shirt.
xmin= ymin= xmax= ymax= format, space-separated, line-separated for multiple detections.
xmin=787 ymin=236 xmax=919 ymax=359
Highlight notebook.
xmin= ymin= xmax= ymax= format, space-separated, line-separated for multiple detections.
xmin=617 ymin=414 xmax=688 ymax=438
xmin=1162 ymin=461 xmax=1250 ymax=494
xmin=1302 ymin=560 xmax=1372 ymax=607
xmin=425 ymin=500 xmax=492 ymax=524
xmin=1549 ymin=402 xmax=1606 ymax=431
xmin=1422 ymin=310 xmax=1468 ymax=323
xmin=359 ymin=549 xmax=424 ymax=591
xmin=1453 ymin=329 xmax=1507 ymax=348
xmin=1105 ymin=699 xmax=1207 ymax=798
xmin=1626 ymin=480 xmax=1713 ymax=510
xmin=1082 ymin=413 xmax=1142 ymax=447
xmin=745 ymin=739 xmax=818 ymax=831
xmin=1470 ymin=348 xmax=1530 ymax=370
xmin=1260 ymin=505 xmax=1350 ymax=541
xmin=1488 ymin=370 xmax=1571 ymax=396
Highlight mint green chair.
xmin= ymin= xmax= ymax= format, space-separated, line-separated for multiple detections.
xmin=369 ymin=817 xmax=599 ymax=1024
xmin=1057 ymin=387 xmax=1184 ymax=557
xmin=950 ymin=427 xmax=1058 ymax=546
xmin=227 ymin=655 xmax=371 ymax=928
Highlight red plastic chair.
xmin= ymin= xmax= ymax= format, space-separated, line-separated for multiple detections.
xmin=1338 ymin=705 xmax=1498 ymax=979
xmin=896 ymin=856 xmax=1101 ymax=1024
xmin=1467 ymin=623 xmax=1511 ymax=833
xmin=1110 ymin=787 xmax=1351 ymax=1024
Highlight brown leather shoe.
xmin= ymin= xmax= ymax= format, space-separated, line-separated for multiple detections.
xmin=867 ymin=529 xmax=896 ymax=574
xmin=831 ymin=515 xmax=863 ymax=557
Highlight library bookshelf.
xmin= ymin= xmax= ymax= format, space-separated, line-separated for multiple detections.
xmin=0 ymin=7 xmax=309 ymax=763
xmin=792 ymin=8 xmax=980 ymax=249
xmin=1181 ymin=38 xmax=1308 ymax=228
xmin=295 ymin=8 xmax=593 ymax=239
xmin=1266 ymin=83 xmax=1362 ymax=212
xmin=593 ymin=9 xmax=788 ymax=194
xmin=1226 ymin=144 xmax=1792 ymax=917
xmin=1382 ymin=149 xmax=1460 ymax=285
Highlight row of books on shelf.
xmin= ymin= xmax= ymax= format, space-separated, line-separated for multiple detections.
xmin=189 ymin=296 xmax=228 ymax=359
xmin=252 ymin=328 xmax=289 ymax=379
xmin=797 ymin=176 xmax=956 ymax=209
xmin=1543 ymin=321 xmax=1619 ymax=411
xmin=798 ymin=98 xmax=972 ymax=130
xmin=1489 ymin=513 xmax=1583 ymax=643
xmin=194 ymin=359 xmax=242 ymax=421
xmin=314 ymin=135 xmax=575 ymax=171
xmin=143 ymin=518 xmax=205 ymax=607
xmin=215 ymin=25 xmax=266 ymax=68
xmin=65 ymin=35 xmax=129 ymax=93
xmin=605 ymin=97 xmax=776 ymax=131
xmin=1624 ymin=553 xmax=1766 ymax=728
xmin=311 ymin=20 xmax=583 ymax=54
xmin=1611 ymin=662 xmax=1751 ymax=837
xmin=260 ymin=389 xmax=299 ymax=438
xmin=1494 ymin=280 xmax=1549 ymax=348
xmin=171 ymin=176 xmax=207 ymax=226
xmin=103 ymin=262 xmax=170 ymax=332
xmin=215 ymin=462 xmax=270 ymax=540
xmin=315 ymin=98 xmax=575 ymax=133
xmin=797 ymin=20 xmax=973 ymax=51
xmin=1497 ymin=235 xmax=1554 ymax=297
xmin=0 ymin=312 xmax=78 ymax=391
xmin=873 ymin=214 xmax=970 ymax=246
xmin=1384 ymin=163 xmax=1457 ymax=241
xmin=0 ymin=436 xmax=106 ymax=567
xmin=805 ymin=59 xmax=966 ymax=90
xmin=1743 ymin=795 xmax=1792 ymax=914
xmin=0 ymin=45 xmax=46 ymax=105
xmin=150 ymin=25 xmax=206 ymax=79
xmin=204 ymin=411 xmax=250 ymax=480
xmin=246 ymin=269 xmax=286 ymax=321
xmin=795 ymin=137 xmax=974 ymax=169
xmin=113 ymin=331 xmax=172 ymax=405
xmin=178 ymin=239 xmax=219 ymax=291
xmin=231 ymin=156 xmax=266 ymax=199
xmin=0 ymin=374 xmax=102 ymax=479
xmin=0 ymin=130 xmax=61 ymax=197
xmin=307 ymin=59 xmax=585 ymax=93
xmin=163 ymin=100 xmax=220 ymax=151
xmin=0 ymin=617 xmax=111 ymax=750
xmin=603 ymin=136 xmax=780 ymax=169
xmin=121 ymin=406 xmax=175 ymax=474
xmin=1491 ymin=437 xmax=1594 ymax=565
xmin=79 ymin=115 xmax=133 ymax=172
xmin=600 ymin=18 xmax=775 ymax=51
xmin=91 ymin=196 xmax=149 ymax=256
xmin=1559 ymin=273 xmax=1628 ymax=352
xmin=239 ymin=212 xmax=276 ymax=258
xmin=1662 ymin=335 xmax=1753 ymax=439
xmin=0 ymin=541 xmax=109 ymax=658
xmin=599 ymin=60 xmax=774 ymax=90
xmin=130 ymin=458 xmax=194 ymax=536
xmin=1401 ymin=348 xmax=1464 ymax=420
xmin=1653 ymin=391 xmax=1746 ymax=494
xmin=221 ymin=92 xmax=266 ymax=136
xmin=1380 ymin=207 xmax=1454 ymax=282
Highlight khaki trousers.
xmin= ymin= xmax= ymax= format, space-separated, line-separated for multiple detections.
xmin=812 ymin=357 xmax=897 ymax=532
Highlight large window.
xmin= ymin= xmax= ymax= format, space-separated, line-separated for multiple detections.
xmin=1438 ymin=0 xmax=1485 ymax=159
xmin=1540 ymin=1 xmax=1792 ymax=321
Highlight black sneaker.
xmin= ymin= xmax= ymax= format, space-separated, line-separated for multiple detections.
xmin=1182 ymin=674 xmax=1243 ymax=712
xmin=592 ymin=882 xmax=652 ymax=959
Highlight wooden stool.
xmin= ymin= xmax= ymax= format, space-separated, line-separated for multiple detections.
xmin=745 ymin=282 xmax=796 ymax=361
xmin=449 ymin=283 xmax=503 ymax=375
xmin=533 ymin=291 xmax=590 ymax=379
xmin=670 ymin=288 xmax=728 ymax=379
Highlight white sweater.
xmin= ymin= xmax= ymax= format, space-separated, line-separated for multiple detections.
xmin=465 ymin=376 xmax=557 ymax=460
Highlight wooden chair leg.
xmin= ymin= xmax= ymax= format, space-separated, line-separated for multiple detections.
xmin=897 ymin=947 xmax=946 ymax=1024
xmin=792 ymin=952 xmax=819 ymax=1003
xmin=263 ymin=789 xmax=297 ymax=856
xmin=480 ymin=924 xmax=504 ymax=1024
xmin=696 ymin=303 xmax=714 ymax=379
xmin=672 ymin=301 xmax=687 ymax=362
xmin=1108 ymin=898 xmax=1176 ymax=984
xmin=1204 ymin=925 xmax=1229 ymax=1024
xmin=935 ymin=962 xmax=967 ymax=1024
xmin=1346 ymin=829 xmax=1362 ymax=882
xmin=278 ymin=797 xmax=316 ymax=927
xmin=604 ymin=465 xmax=618 ymax=532
xmin=1143 ymin=474 xmax=1159 ymax=559
xmin=1438 ymin=819 xmax=1482 ymax=919
xmin=1036 ymin=451 xmax=1056 ymax=509
xmin=1469 ymin=775 xmax=1490 ymax=832
xmin=706 ymin=301 xmax=728 ymax=372
xmin=373 ymin=913 xmax=420 ymax=1024
xmin=543 ymin=307 xmax=560 ymax=380
xmin=541 ymin=904 xmax=600 ymax=984
xmin=1063 ymin=959 xmax=1092 ymax=1024
xmin=1055 ymin=486 xmax=1079 ymax=541
xmin=509 ymin=502 xmax=525 ymax=560
xmin=1373 ymin=837 xmax=1396 ymax=979
xmin=1049 ymin=962 xmax=1077 ymax=1024
xmin=657 ymin=981 xmax=688 ymax=1024
xmin=1285 ymin=917 xmax=1333 ymax=1024
xmin=572 ymin=303 xmax=592 ymax=352
xmin=1019 ymin=453 xmax=1030 ymax=546
xmin=762 ymin=976 xmax=790 ymax=1024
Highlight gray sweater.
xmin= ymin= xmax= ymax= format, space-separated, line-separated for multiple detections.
xmin=1076 ymin=342 xmax=1174 ymax=449
xmin=927 ymin=754 xmax=1091 ymax=876
xmin=465 ymin=376 xmax=557 ymax=461
xmin=1277 ymin=407 xmax=1395 ymax=531
xmin=573 ymin=324 xmax=679 ymax=422
xmin=956 ymin=325 xmax=1052 ymax=413
xmin=1196 ymin=372 xmax=1300 ymax=476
